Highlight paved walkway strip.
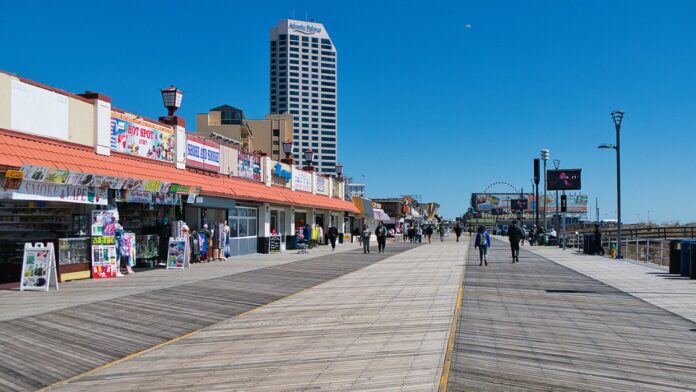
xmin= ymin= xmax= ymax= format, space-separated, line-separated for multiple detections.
xmin=447 ymin=238 xmax=696 ymax=391
xmin=523 ymin=243 xmax=696 ymax=324
xmin=48 ymin=240 xmax=467 ymax=391
xmin=0 ymin=244 xmax=417 ymax=392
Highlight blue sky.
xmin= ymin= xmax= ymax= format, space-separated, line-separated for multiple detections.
xmin=2 ymin=0 xmax=695 ymax=223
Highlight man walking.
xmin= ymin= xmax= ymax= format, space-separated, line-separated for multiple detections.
xmin=375 ymin=221 xmax=387 ymax=254
xmin=328 ymin=224 xmax=339 ymax=251
xmin=475 ymin=226 xmax=490 ymax=266
xmin=362 ymin=224 xmax=372 ymax=254
xmin=508 ymin=219 xmax=523 ymax=263
xmin=426 ymin=225 xmax=434 ymax=244
xmin=439 ymin=225 xmax=446 ymax=242
xmin=593 ymin=224 xmax=605 ymax=255
xmin=454 ymin=224 xmax=463 ymax=242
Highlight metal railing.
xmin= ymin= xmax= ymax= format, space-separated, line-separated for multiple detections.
xmin=567 ymin=234 xmax=671 ymax=267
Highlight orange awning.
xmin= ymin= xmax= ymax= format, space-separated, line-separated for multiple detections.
xmin=0 ymin=128 xmax=358 ymax=213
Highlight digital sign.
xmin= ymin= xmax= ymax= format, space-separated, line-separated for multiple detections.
xmin=511 ymin=198 xmax=528 ymax=211
xmin=547 ymin=169 xmax=582 ymax=191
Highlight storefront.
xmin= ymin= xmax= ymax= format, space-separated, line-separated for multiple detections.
xmin=229 ymin=204 xmax=259 ymax=256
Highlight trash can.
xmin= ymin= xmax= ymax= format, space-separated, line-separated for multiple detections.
xmin=680 ymin=240 xmax=694 ymax=277
xmin=669 ymin=239 xmax=682 ymax=275
xmin=583 ymin=233 xmax=595 ymax=254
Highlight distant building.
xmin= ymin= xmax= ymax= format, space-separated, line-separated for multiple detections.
xmin=344 ymin=177 xmax=366 ymax=200
xmin=196 ymin=106 xmax=294 ymax=160
xmin=270 ymin=19 xmax=338 ymax=174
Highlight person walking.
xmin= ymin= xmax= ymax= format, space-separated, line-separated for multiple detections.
xmin=529 ymin=225 xmax=537 ymax=246
xmin=520 ymin=225 xmax=527 ymax=246
xmin=454 ymin=224 xmax=463 ymax=242
xmin=402 ymin=223 xmax=409 ymax=242
xmin=416 ymin=224 xmax=423 ymax=243
xmin=508 ymin=219 xmax=523 ymax=263
xmin=439 ymin=225 xmax=446 ymax=242
xmin=475 ymin=226 xmax=490 ymax=266
xmin=593 ymin=224 xmax=605 ymax=255
xmin=375 ymin=221 xmax=387 ymax=254
xmin=328 ymin=224 xmax=339 ymax=251
xmin=426 ymin=225 xmax=434 ymax=244
xmin=362 ymin=224 xmax=372 ymax=254
xmin=408 ymin=224 xmax=416 ymax=243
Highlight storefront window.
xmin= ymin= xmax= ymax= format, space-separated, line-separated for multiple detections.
xmin=229 ymin=206 xmax=257 ymax=238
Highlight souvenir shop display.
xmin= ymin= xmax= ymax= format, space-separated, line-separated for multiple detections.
xmin=91 ymin=210 xmax=119 ymax=279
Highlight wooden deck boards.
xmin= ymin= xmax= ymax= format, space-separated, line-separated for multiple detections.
xmin=446 ymin=238 xmax=696 ymax=392
xmin=0 ymin=244 xmax=417 ymax=392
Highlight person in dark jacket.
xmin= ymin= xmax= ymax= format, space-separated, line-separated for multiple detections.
xmin=508 ymin=219 xmax=523 ymax=263
xmin=593 ymin=224 xmax=605 ymax=255
xmin=328 ymin=224 xmax=339 ymax=251
xmin=475 ymin=226 xmax=490 ymax=266
xmin=425 ymin=225 xmax=434 ymax=244
xmin=375 ymin=221 xmax=387 ymax=253
xmin=304 ymin=224 xmax=312 ymax=248
xmin=454 ymin=224 xmax=463 ymax=242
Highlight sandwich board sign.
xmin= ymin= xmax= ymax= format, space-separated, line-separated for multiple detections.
xmin=20 ymin=242 xmax=58 ymax=291
xmin=166 ymin=238 xmax=190 ymax=270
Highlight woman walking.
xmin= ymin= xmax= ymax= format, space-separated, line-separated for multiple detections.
xmin=475 ymin=226 xmax=491 ymax=266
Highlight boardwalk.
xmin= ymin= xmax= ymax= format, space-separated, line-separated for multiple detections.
xmin=0 ymin=243 xmax=418 ymax=392
xmin=446 ymin=238 xmax=696 ymax=391
xmin=46 ymin=240 xmax=466 ymax=391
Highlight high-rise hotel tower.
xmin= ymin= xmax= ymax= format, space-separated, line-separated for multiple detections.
xmin=270 ymin=20 xmax=338 ymax=174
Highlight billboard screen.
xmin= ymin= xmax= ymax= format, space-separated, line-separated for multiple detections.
xmin=511 ymin=198 xmax=528 ymax=211
xmin=547 ymin=169 xmax=582 ymax=190
xmin=472 ymin=192 xmax=588 ymax=214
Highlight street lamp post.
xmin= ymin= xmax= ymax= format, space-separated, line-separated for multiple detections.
xmin=533 ymin=160 xmax=540 ymax=232
xmin=303 ymin=149 xmax=315 ymax=172
xmin=541 ymin=149 xmax=550 ymax=231
xmin=553 ymin=158 xmax=560 ymax=236
xmin=598 ymin=110 xmax=624 ymax=259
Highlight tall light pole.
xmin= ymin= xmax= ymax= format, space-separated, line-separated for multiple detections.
xmin=598 ymin=109 xmax=624 ymax=259
xmin=553 ymin=158 xmax=560 ymax=236
xmin=541 ymin=149 xmax=550 ymax=231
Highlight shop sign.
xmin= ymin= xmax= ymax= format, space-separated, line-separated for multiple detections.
xmin=20 ymin=165 xmax=128 ymax=189
xmin=14 ymin=182 xmax=108 ymax=205
xmin=125 ymin=190 xmax=182 ymax=205
xmin=126 ymin=190 xmax=152 ymax=204
xmin=238 ymin=151 xmax=262 ymax=182
xmin=144 ymin=180 xmax=162 ymax=192
xmin=153 ymin=192 xmax=181 ymax=205
xmin=186 ymin=135 xmax=221 ymax=172
xmin=293 ymin=170 xmax=312 ymax=192
xmin=332 ymin=180 xmax=341 ymax=198
xmin=110 ymin=113 xmax=175 ymax=163
xmin=269 ymin=235 xmax=281 ymax=253
xmin=169 ymin=184 xmax=190 ymax=194
xmin=20 ymin=242 xmax=58 ymax=291
xmin=316 ymin=176 xmax=327 ymax=194
xmin=3 ymin=170 xmax=24 ymax=190
xmin=166 ymin=238 xmax=189 ymax=269
xmin=271 ymin=162 xmax=292 ymax=187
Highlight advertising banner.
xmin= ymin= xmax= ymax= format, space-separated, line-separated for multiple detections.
xmin=20 ymin=243 xmax=58 ymax=291
xmin=166 ymin=238 xmax=188 ymax=269
xmin=316 ymin=176 xmax=327 ymax=194
xmin=186 ymin=135 xmax=221 ymax=172
xmin=238 ymin=151 xmax=262 ymax=181
xmin=293 ymin=170 xmax=312 ymax=192
xmin=3 ymin=170 xmax=24 ymax=190
xmin=91 ymin=210 xmax=118 ymax=236
xmin=529 ymin=194 xmax=588 ymax=213
xmin=271 ymin=162 xmax=292 ymax=187
xmin=547 ymin=169 xmax=582 ymax=191
xmin=473 ymin=192 xmax=587 ymax=214
xmin=332 ymin=180 xmax=341 ymax=198
xmin=110 ymin=112 xmax=175 ymax=163
xmin=14 ymin=182 xmax=108 ymax=205
xmin=91 ymin=243 xmax=118 ymax=279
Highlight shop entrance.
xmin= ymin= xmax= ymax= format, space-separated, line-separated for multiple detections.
xmin=270 ymin=209 xmax=286 ymax=250
xmin=228 ymin=206 xmax=258 ymax=256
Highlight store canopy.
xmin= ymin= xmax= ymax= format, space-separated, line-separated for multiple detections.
xmin=351 ymin=196 xmax=374 ymax=218
xmin=0 ymin=128 xmax=358 ymax=213
xmin=373 ymin=208 xmax=391 ymax=222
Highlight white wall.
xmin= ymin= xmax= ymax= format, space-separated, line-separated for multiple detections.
xmin=11 ymin=79 xmax=69 ymax=140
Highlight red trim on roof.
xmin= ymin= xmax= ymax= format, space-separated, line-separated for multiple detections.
xmin=0 ymin=128 xmax=358 ymax=213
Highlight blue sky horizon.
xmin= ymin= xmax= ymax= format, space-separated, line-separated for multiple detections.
xmin=2 ymin=0 xmax=696 ymax=223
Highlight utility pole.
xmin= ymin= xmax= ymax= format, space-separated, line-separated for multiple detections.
xmin=541 ymin=149 xmax=550 ymax=231
xmin=534 ymin=159 xmax=540 ymax=231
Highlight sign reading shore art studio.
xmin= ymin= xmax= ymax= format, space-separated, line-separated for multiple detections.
xmin=110 ymin=111 xmax=175 ymax=163
xmin=186 ymin=135 xmax=221 ymax=171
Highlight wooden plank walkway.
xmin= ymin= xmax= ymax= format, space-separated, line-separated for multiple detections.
xmin=0 ymin=244 xmax=417 ymax=392
xmin=446 ymin=238 xmax=696 ymax=391
xmin=47 ymin=239 xmax=466 ymax=391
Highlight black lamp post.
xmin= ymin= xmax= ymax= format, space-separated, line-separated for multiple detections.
xmin=553 ymin=158 xmax=560 ymax=236
xmin=541 ymin=149 xmax=550 ymax=231
xmin=598 ymin=109 xmax=624 ymax=258
xmin=160 ymin=86 xmax=183 ymax=116
xmin=335 ymin=163 xmax=344 ymax=181
xmin=280 ymin=140 xmax=294 ymax=164
xmin=303 ymin=149 xmax=315 ymax=171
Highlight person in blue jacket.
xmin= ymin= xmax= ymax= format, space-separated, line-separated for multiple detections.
xmin=475 ymin=225 xmax=491 ymax=266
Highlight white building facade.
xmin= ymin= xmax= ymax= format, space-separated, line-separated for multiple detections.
xmin=270 ymin=19 xmax=338 ymax=174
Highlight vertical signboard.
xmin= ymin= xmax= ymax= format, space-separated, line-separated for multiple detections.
xmin=20 ymin=243 xmax=58 ymax=291
xmin=238 ymin=151 xmax=262 ymax=181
